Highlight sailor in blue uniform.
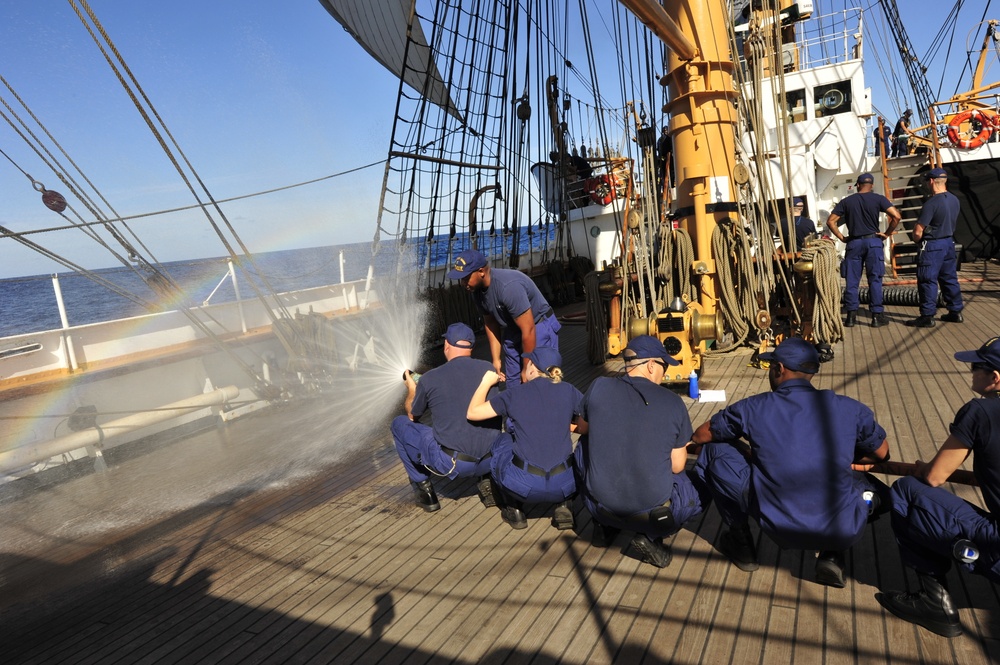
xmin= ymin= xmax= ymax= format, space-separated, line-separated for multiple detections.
xmin=391 ymin=323 xmax=502 ymax=512
xmin=447 ymin=249 xmax=560 ymax=387
xmin=904 ymin=167 xmax=965 ymax=328
xmin=876 ymin=336 xmax=1000 ymax=638
xmin=825 ymin=173 xmax=902 ymax=328
xmin=692 ymin=338 xmax=891 ymax=586
xmin=778 ymin=197 xmax=817 ymax=251
xmin=466 ymin=346 xmax=583 ymax=530
xmin=575 ymin=335 xmax=710 ymax=568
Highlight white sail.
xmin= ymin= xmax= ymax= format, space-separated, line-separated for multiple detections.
xmin=318 ymin=0 xmax=463 ymax=122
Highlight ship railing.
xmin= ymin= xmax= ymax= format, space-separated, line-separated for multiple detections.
xmin=530 ymin=156 xmax=633 ymax=217
xmin=0 ymin=276 xmax=379 ymax=384
xmin=736 ymin=6 xmax=864 ymax=73
xmin=913 ymin=95 xmax=1000 ymax=162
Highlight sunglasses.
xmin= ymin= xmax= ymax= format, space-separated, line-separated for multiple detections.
xmin=972 ymin=362 xmax=996 ymax=372
xmin=652 ymin=360 xmax=668 ymax=371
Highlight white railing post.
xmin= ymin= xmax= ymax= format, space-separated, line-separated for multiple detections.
xmin=51 ymin=273 xmax=78 ymax=371
xmin=360 ymin=263 xmax=375 ymax=309
xmin=339 ymin=249 xmax=346 ymax=284
xmin=229 ymin=259 xmax=247 ymax=333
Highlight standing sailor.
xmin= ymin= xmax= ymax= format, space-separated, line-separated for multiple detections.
xmin=825 ymin=173 xmax=902 ymax=328
xmin=877 ymin=336 xmax=1000 ymax=638
xmin=904 ymin=168 xmax=964 ymax=328
xmin=448 ymin=249 xmax=560 ymax=387
xmin=391 ymin=323 xmax=502 ymax=512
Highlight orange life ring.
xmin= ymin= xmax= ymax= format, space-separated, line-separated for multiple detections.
xmin=588 ymin=174 xmax=619 ymax=205
xmin=946 ymin=110 xmax=994 ymax=149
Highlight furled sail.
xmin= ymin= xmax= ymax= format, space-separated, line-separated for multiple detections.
xmin=318 ymin=0 xmax=463 ymax=122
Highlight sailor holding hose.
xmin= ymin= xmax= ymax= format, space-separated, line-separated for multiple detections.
xmin=391 ymin=323 xmax=502 ymax=512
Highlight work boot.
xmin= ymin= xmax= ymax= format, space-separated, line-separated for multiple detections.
xmin=630 ymin=534 xmax=672 ymax=568
xmin=941 ymin=311 xmax=964 ymax=323
xmin=500 ymin=504 xmax=528 ymax=530
xmin=876 ymin=572 xmax=963 ymax=637
xmin=592 ymin=522 xmax=621 ymax=548
xmin=904 ymin=315 xmax=936 ymax=328
xmin=844 ymin=311 xmax=857 ymax=328
xmin=551 ymin=500 xmax=575 ymax=530
xmin=411 ymin=480 xmax=440 ymax=513
xmin=476 ymin=475 xmax=496 ymax=508
xmin=718 ymin=521 xmax=759 ymax=571
xmin=816 ymin=550 xmax=846 ymax=588
xmin=870 ymin=312 xmax=890 ymax=328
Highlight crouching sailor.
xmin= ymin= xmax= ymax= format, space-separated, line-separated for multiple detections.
xmin=692 ymin=337 xmax=891 ymax=587
xmin=466 ymin=347 xmax=584 ymax=530
xmin=877 ymin=336 xmax=1000 ymax=638
xmin=391 ymin=323 xmax=501 ymax=512
xmin=575 ymin=335 xmax=710 ymax=568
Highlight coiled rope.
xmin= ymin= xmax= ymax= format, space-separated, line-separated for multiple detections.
xmin=800 ymin=239 xmax=844 ymax=344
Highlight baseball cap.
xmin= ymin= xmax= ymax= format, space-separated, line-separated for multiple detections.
xmin=623 ymin=335 xmax=680 ymax=365
xmin=924 ymin=168 xmax=948 ymax=179
xmin=758 ymin=337 xmax=820 ymax=374
xmin=446 ymin=249 xmax=488 ymax=280
xmin=442 ymin=322 xmax=475 ymax=349
xmin=856 ymin=173 xmax=875 ymax=184
xmin=524 ymin=346 xmax=563 ymax=370
xmin=793 ymin=197 xmax=804 ymax=206
xmin=954 ymin=336 xmax=1000 ymax=371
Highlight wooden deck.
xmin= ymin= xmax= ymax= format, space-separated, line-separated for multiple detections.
xmin=2 ymin=261 xmax=1000 ymax=664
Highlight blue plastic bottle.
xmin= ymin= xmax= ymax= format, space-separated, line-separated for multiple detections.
xmin=688 ymin=370 xmax=699 ymax=399
xmin=953 ymin=539 xmax=979 ymax=564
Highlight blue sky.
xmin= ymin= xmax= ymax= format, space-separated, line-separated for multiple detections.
xmin=0 ymin=1 xmax=399 ymax=278
xmin=0 ymin=1 xmax=988 ymax=278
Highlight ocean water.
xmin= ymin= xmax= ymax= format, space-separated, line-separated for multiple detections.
xmin=0 ymin=230 xmax=556 ymax=339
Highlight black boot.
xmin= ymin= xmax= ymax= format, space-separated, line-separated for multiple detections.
xmin=411 ymin=480 xmax=440 ymax=512
xmin=500 ymin=503 xmax=528 ymax=529
xmin=876 ymin=572 xmax=962 ymax=637
xmin=592 ymin=522 xmax=621 ymax=548
xmin=816 ymin=550 xmax=846 ymax=588
xmin=941 ymin=310 xmax=964 ymax=323
xmin=904 ymin=315 xmax=936 ymax=328
xmin=551 ymin=499 xmax=575 ymax=530
xmin=844 ymin=311 xmax=857 ymax=328
xmin=718 ymin=520 xmax=759 ymax=571
xmin=630 ymin=534 xmax=672 ymax=568
xmin=476 ymin=475 xmax=496 ymax=508
xmin=870 ymin=312 xmax=890 ymax=328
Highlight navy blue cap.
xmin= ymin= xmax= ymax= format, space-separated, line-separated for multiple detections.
xmin=442 ymin=322 xmax=475 ymax=349
xmin=856 ymin=173 xmax=875 ymax=184
xmin=924 ymin=168 xmax=948 ymax=179
xmin=954 ymin=336 xmax=1000 ymax=371
xmin=793 ymin=197 xmax=804 ymax=206
xmin=446 ymin=249 xmax=488 ymax=280
xmin=623 ymin=335 xmax=680 ymax=365
xmin=524 ymin=346 xmax=563 ymax=371
xmin=758 ymin=337 xmax=820 ymax=374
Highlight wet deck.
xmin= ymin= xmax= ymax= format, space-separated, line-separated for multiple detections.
xmin=2 ymin=261 xmax=1000 ymax=664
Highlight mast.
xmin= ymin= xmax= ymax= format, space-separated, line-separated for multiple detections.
xmin=878 ymin=0 xmax=935 ymax=124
